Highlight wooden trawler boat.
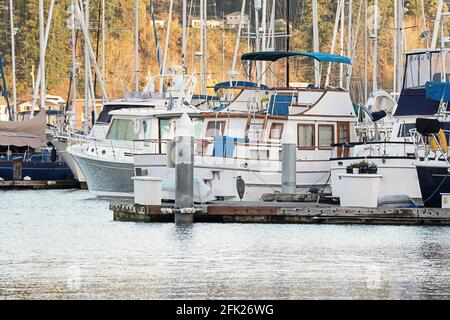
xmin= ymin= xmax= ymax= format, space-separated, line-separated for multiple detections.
xmin=69 ymin=51 xmax=358 ymax=201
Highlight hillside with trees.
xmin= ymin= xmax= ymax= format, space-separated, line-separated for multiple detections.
xmin=0 ymin=0 xmax=444 ymax=103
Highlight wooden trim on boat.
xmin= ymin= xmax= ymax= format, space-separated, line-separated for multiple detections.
xmin=201 ymin=113 xmax=288 ymax=120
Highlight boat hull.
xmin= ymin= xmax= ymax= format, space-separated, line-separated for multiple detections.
xmin=70 ymin=150 xmax=135 ymax=198
xmin=416 ymin=162 xmax=450 ymax=208
xmin=52 ymin=138 xmax=87 ymax=186
xmin=0 ymin=160 xmax=74 ymax=181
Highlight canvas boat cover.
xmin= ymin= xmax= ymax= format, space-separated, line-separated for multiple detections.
xmin=241 ymin=51 xmax=352 ymax=64
xmin=425 ymin=81 xmax=450 ymax=102
xmin=0 ymin=109 xmax=46 ymax=148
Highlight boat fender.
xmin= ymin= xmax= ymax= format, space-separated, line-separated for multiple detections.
xmin=51 ymin=147 xmax=57 ymax=162
xmin=429 ymin=129 xmax=448 ymax=153
xmin=438 ymin=129 xmax=448 ymax=153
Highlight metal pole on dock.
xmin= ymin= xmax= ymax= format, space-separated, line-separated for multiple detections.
xmin=281 ymin=125 xmax=296 ymax=194
xmin=175 ymin=113 xmax=195 ymax=224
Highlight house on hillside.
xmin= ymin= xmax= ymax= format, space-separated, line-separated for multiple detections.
xmin=17 ymin=95 xmax=66 ymax=114
xmin=225 ymin=12 xmax=249 ymax=28
xmin=191 ymin=18 xmax=224 ymax=29
xmin=152 ymin=19 xmax=166 ymax=28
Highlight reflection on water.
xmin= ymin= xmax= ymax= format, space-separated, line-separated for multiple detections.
xmin=0 ymin=189 xmax=449 ymax=300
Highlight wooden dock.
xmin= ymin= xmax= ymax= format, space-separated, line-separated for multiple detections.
xmin=0 ymin=180 xmax=80 ymax=190
xmin=110 ymin=201 xmax=450 ymax=226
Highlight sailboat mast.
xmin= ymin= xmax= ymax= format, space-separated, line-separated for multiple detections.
xmin=364 ymin=0 xmax=368 ymax=103
xmin=254 ymin=0 xmax=260 ymax=84
xmin=71 ymin=0 xmax=77 ymax=128
xmin=102 ymin=0 xmax=105 ymax=92
xmin=200 ymin=0 xmax=204 ymax=95
xmin=231 ymin=0 xmax=247 ymax=77
xmin=372 ymin=0 xmax=378 ymax=92
xmin=84 ymin=0 xmax=90 ymax=133
xmin=347 ymin=0 xmax=352 ymax=89
xmin=339 ymin=1 xmax=345 ymax=87
xmin=431 ymin=0 xmax=444 ymax=49
xmin=203 ymin=0 xmax=208 ymax=94
xmin=285 ymin=0 xmax=290 ymax=87
xmin=135 ymin=0 xmax=139 ymax=92
xmin=396 ymin=0 xmax=403 ymax=96
xmin=312 ymin=0 xmax=320 ymax=87
xmin=30 ymin=0 xmax=55 ymax=117
xmin=9 ymin=0 xmax=17 ymax=120
xmin=261 ymin=0 xmax=267 ymax=85
xmin=182 ymin=0 xmax=187 ymax=74
xmin=39 ymin=0 xmax=46 ymax=112
xmin=325 ymin=0 xmax=343 ymax=87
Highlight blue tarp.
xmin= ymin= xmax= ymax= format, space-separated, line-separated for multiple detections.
xmin=241 ymin=51 xmax=352 ymax=65
xmin=213 ymin=136 xmax=248 ymax=158
xmin=425 ymin=81 xmax=450 ymax=102
xmin=213 ymin=103 xmax=229 ymax=111
xmin=213 ymin=81 xmax=269 ymax=92
xmin=268 ymin=95 xmax=292 ymax=116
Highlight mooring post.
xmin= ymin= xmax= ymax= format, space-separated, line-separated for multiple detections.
xmin=175 ymin=113 xmax=195 ymax=224
xmin=281 ymin=125 xmax=297 ymax=194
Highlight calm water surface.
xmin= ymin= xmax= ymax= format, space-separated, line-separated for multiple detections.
xmin=0 ymin=189 xmax=449 ymax=300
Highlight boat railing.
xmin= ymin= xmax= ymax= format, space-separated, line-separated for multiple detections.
xmin=194 ymin=139 xmax=283 ymax=161
xmin=331 ymin=140 xmax=416 ymax=159
xmin=410 ymin=128 xmax=450 ymax=163
xmin=0 ymin=152 xmax=28 ymax=161
xmin=134 ymin=138 xmax=283 ymax=161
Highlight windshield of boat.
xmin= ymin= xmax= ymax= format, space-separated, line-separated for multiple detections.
xmin=403 ymin=51 xmax=450 ymax=89
xmin=397 ymin=123 xmax=416 ymax=138
xmin=106 ymin=119 xmax=137 ymax=141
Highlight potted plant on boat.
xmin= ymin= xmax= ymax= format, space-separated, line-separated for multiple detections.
xmin=368 ymin=162 xmax=378 ymax=174
xmin=358 ymin=160 xmax=370 ymax=174
xmin=261 ymin=97 xmax=269 ymax=109
xmin=347 ymin=162 xmax=359 ymax=174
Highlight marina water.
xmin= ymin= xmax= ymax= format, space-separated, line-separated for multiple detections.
xmin=0 ymin=189 xmax=449 ymax=300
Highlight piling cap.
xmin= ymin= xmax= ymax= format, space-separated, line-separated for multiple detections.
xmin=176 ymin=112 xmax=194 ymax=137
xmin=282 ymin=124 xmax=296 ymax=145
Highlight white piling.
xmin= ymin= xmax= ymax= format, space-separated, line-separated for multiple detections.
xmin=175 ymin=113 xmax=195 ymax=224
xmin=281 ymin=125 xmax=297 ymax=194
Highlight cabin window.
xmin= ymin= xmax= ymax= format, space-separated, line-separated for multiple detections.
xmin=159 ymin=119 xmax=172 ymax=139
xmin=247 ymin=120 xmax=264 ymax=142
xmin=106 ymin=119 xmax=136 ymax=141
xmin=397 ymin=123 xmax=416 ymax=138
xmin=143 ymin=120 xmax=152 ymax=140
xmin=337 ymin=122 xmax=350 ymax=158
xmin=194 ymin=119 xmax=204 ymax=139
xmin=298 ymin=124 xmax=315 ymax=149
xmin=269 ymin=123 xmax=284 ymax=140
xmin=159 ymin=119 xmax=172 ymax=153
xmin=206 ymin=121 xmax=226 ymax=138
xmin=318 ymin=125 xmax=334 ymax=148
xmin=337 ymin=122 xmax=350 ymax=143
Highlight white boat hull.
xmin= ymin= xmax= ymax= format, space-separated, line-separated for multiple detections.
xmin=52 ymin=138 xmax=87 ymax=186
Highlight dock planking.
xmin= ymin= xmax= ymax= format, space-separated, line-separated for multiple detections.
xmin=110 ymin=201 xmax=450 ymax=226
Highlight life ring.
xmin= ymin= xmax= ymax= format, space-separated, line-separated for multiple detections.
xmin=429 ymin=129 xmax=448 ymax=153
